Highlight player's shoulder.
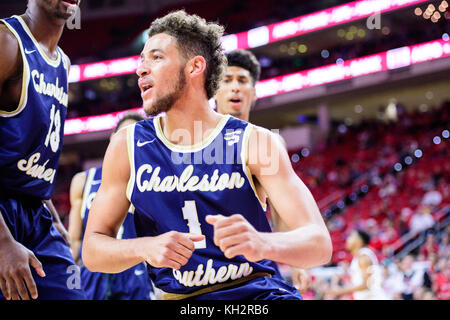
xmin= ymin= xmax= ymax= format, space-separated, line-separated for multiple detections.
xmin=248 ymin=124 xmax=284 ymax=147
xmin=71 ymin=170 xmax=87 ymax=186
xmin=70 ymin=170 xmax=87 ymax=197
xmin=0 ymin=23 xmax=20 ymax=67
xmin=109 ymin=124 xmax=130 ymax=150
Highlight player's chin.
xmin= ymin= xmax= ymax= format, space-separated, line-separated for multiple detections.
xmin=54 ymin=10 xmax=73 ymax=21
xmin=143 ymin=103 xmax=159 ymax=117
xmin=55 ymin=4 xmax=76 ymax=19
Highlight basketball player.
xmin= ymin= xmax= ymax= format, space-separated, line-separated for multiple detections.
xmin=82 ymin=10 xmax=332 ymax=300
xmin=68 ymin=112 xmax=154 ymax=300
xmin=215 ymin=49 xmax=310 ymax=294
xmin=328 ymin=229 xmax=387 ymax=300
xmin=0 ymin=0 xmax=85 ymax=300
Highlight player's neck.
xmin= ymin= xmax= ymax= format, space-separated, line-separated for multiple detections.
xmin=351 ymin=247 xmax=362 ymax=256
xmin=21 ymin=10 xmax=64 ymax=55
xmin=240 ymin=113 xmax=249 ymax=122
xmin=161 ymin=99 xmax=223 ymax=147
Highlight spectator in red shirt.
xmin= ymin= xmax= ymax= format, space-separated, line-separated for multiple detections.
xmin=433 ymin=259 xmax=450 ymax=300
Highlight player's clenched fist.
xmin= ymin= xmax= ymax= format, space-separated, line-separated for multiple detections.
xmin=136 ymin=231 xmax=204 ymax=270
xmin=205 ymin=214 xmax=268 ymax=262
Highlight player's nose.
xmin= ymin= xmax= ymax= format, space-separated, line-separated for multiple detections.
xmin=136 ymin=61 xmax=151 ymax=78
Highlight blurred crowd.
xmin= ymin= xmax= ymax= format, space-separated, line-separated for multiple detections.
xmin=301 ymin=225 xmax=449 ymax=300
xmin=290 ymin=102 xmax=449 ymax=300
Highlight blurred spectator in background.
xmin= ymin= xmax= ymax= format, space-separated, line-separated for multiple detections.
xmin=409 ymin=206 xmax=435 ymax=236
xmin=433 ymin=259 xmax=450 ymax=300
xmin=438 ymin=227 xmax=450 ymax=259
xmin=422 ymin=186 xmax=443 ymax=208
xmin=327 ymin=230 xmax=388 ymax=299
xmin=398 ymin=254 xmax=425 ymax=300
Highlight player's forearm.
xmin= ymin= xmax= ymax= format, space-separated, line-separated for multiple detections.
xmin=0 ymin=214 xmax=15 ymax=243
xmin=261 ymin=224 xmax=332 ymax=269
xmin=71 ymin=240 xmax=81 ymax=262
xmin=82 ymin=233 xmax=145 ymax=273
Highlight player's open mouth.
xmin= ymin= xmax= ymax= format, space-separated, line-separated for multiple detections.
xmin=62 ymin=0 xmax=79 ymax=7
xmin=139 ymin=81 xmax=154 ymax=99
xmin=229 ymin=98 xmax=242 ymax=106
xmin=141 ymin=84 xmax=153 ymax=93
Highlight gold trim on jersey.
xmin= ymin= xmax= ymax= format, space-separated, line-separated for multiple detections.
xmin=154 ymin=114 xmax=230 ymax=153
xmin=126 ymin=124 xmax=136 ymax=204
xmin=241 ymin=124 xmax=267 ymax=211
xmin=155 ymin=272 xmax=272 ymax=300
xmin=14 ymin=15 xmax=62 ymax=67
xmin=80 ymin=168 xmax=96 ymax=220
xmin=0 ymin=19 xmax=30 ymax=117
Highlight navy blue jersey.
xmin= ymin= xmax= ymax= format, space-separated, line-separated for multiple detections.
xmin=126 ymin=114 xmax=284 ymax=299
xmin=80 ymin=166 xmax=153 ymax=300
xmin=0 ymin=16 xmax=69 ymax=200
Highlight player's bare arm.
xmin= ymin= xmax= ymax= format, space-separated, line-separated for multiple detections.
xmin=206 ymin=126 xmax=332 ymax=269
xmin=0 ymin=24 xmax=21 ymax=111
xmin=0 ymin=24 xmax=46 ymax=301
xmin=82 ymin=128 xmax=204 ymax=273
xmin=68 ymin=171 xmax=87 ymax=263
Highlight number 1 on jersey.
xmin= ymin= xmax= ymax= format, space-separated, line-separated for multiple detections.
xmin=182 ymin=201 xmax=206 ymax=249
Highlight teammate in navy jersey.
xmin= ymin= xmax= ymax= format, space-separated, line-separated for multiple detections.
xmin=0 ymin=0 xmax=85 ymax=300
xmin=83 ymin=10 xmax=332 ymax=300
xmin=215 ymin=49 xmax=311 ymax=294
xmin=68 ymin=112 xmax=154 ymax=300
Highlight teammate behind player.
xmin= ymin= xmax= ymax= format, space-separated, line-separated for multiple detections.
xmin=68 ymin=112 xmax=154 ymax=300
xmin=215 ymin=49 xmax=311 ymax=294
xmin=0 ymin=0 xmax=85 ymax=300
xmin=82 ymin=10 xmax=332 ymax=300
xmin=328 ymin=229 xmax=387 ymax=299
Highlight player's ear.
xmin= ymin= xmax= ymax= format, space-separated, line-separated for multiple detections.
xmin=186 ymin=56 xmax=206 ymax=78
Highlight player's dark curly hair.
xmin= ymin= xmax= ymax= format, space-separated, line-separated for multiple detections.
xmin=148 ymin=10 xmax=227 ymax=99
xmin=225 ymin=50 xmax=261 ymax=85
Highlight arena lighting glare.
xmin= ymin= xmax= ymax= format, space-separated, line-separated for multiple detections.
xmin=442 ymin=129 xmax=450 ymax=138
xmin=433 ymin=136 xmax=442 ymax=144
xmin=414 ymin=149 xmax=423 ymax=158
xmin=301 ymin=148 xmax=310 ymax=157
xmin=404 ymin=156 xmax=413 ymax=165
xmin=394 ymin=163 xmax=403 ymax=171
xmin=291 ymin=154 xmax=300 ymax=163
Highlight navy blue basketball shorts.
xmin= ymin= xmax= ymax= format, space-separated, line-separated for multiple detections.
xmin=0 ymin=196 xmax=86 ymax=300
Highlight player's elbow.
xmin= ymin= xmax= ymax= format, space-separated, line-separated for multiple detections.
xmin=316 ymin=230 xmax=333 ymax=266
xmin=81 ymin=234 xmax=100 ymax=272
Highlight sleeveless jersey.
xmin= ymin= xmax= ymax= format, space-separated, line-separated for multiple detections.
xmin=350 ymin=247 xmax=387 ymax=300
xmin=0 ymin=16 xmax=69 ymax=200
xmin=126 ymin=114 xmax=283 ymax=297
